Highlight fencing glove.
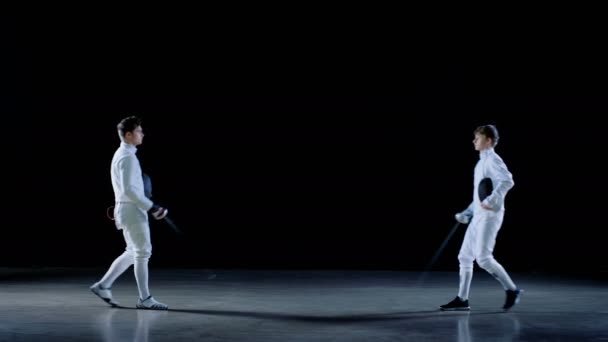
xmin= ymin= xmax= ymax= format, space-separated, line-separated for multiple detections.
xmin=455 ymin=212 xmax=472 ymax=224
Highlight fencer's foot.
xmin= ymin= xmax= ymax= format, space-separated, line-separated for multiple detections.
xmin=440 ymin=296 xmax=471 ymax=311
xmin=503 ymin=288 xmax=523 ymax=310
xmin=90 ymin=283 xmax=119 ymax=307
xmin=136 ymin=295 xmax=168 ymax=310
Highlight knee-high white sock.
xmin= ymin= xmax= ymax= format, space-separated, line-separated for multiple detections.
xmin=458 ymin=269 xmax=473 ymax=300
xmin=486 ymin=262 xmax=517 ymax=291
xmin=135 ymin=258 xmax=150 ymax=300
xmin=99 ymin=251 xmax=134 ymax=288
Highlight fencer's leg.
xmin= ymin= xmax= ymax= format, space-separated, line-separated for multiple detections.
xmin=90 ymin=230 xmax=136 ymax=306
xmin=97 ymin=250 xmax=135 ymax=288
xmin=91 ymin=251 xmax=133 ymax=306
xmin=440 ymin=247 xmax=473 ymax=311
xmin=458 ymin=267 xmax=474 ymax=300
xmin=126 ymin=224 xmax=168 ymax=310
xmin=475 ymin=216 xmax=517 ymax=291
xmin=135 ymin=256 xmax=151 ymax=300
xmin=441 ymin=227 xmax=475 ymax=311
xmin=474 ymin=214 xmax=523 ymax=310
xmin=457 ymin=227 xmax=476 ymax=300
xmin=478 ymin=254 xmax=522 ymax=309
xmin=478 ymin=257 xmax=516 ymax=290
xmin=124 ymin=223 xmax=153 ymax=300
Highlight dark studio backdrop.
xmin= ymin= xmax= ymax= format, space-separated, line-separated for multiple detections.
xmin=2 ymin=17 xmax=607 ymax=275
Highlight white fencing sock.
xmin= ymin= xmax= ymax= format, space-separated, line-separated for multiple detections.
xmin=458 ymin=268 xmax=473 ymax=300
xmin=99 ymin=251 xmax=134 ymax=288
xmin=484 ymin=261 xmax=517 ymax=291
xmin=135 ymin=258 xmax=150 ymax=300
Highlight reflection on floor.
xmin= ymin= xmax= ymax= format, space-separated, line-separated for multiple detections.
xmin=1 ymin=268 xmax=607 ymax=341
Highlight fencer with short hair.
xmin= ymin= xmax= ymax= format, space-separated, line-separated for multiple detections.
xmin=90 ymin=116 xmax=169 ymax=310
xmin=440 ymin=124 xmax=523 ymax=311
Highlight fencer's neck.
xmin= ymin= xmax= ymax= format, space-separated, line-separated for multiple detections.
xmin=479 ymin=147 xmax=494 ymax=159
xmin=120 ymin=141 xmax=137 ymax=153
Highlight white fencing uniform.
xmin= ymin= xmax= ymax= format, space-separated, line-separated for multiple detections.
xmin=457 ymin=147 xmax=517 ymax=300
xmin=112 ymin=142 xmax=154 ymax=228
xmin=97 ymin=142 xmax=155 ymax=300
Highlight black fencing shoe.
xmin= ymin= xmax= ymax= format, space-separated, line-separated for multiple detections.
xmin=440 ymin=296 xmax=471 ymax=311
xmin=503 ymin=289 xmax=523 ymax=310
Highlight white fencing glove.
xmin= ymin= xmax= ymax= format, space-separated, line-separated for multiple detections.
xmin=455 ymin=212 xmax=472 ymax=224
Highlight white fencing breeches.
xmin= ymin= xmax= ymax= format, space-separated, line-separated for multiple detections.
xmin=457 ymin=210 xmax=516 ymax=299
xmin=98 ymin=223 xmax=153 ymax=300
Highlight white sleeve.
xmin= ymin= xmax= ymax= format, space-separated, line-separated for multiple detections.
xmin=119 ymin=156 xmax=154 ymax=211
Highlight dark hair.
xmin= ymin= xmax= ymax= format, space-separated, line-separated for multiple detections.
xmin=474 ymin=124 xmax=499 ymax=146
xmin=117 ymin=116 xmax=142 ymax=138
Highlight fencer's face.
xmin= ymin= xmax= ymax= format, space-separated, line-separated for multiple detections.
xmin=125 ymin=126 xmax=144 ymax=146
xmin=473 ymin=133 xmax=492 ymax=151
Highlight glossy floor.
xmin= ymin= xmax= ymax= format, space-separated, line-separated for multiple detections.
xmin=1 ymin=268 xmax=606 ymax=341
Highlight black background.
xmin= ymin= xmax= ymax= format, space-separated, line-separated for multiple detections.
xmin=2 ymin=15 xmax=606 ymax=274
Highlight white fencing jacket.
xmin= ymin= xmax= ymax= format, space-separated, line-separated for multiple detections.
xmin=111 ymin=142 xmax=154 ymax=227
xmin=462 ymin=147 xmax=514 ymax=216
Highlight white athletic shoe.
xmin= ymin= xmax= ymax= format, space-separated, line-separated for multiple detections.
xmin=136 ymin=296 xmax=168 ymax=310
xmin=90 ymin=283 xmax=119 ymax=307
